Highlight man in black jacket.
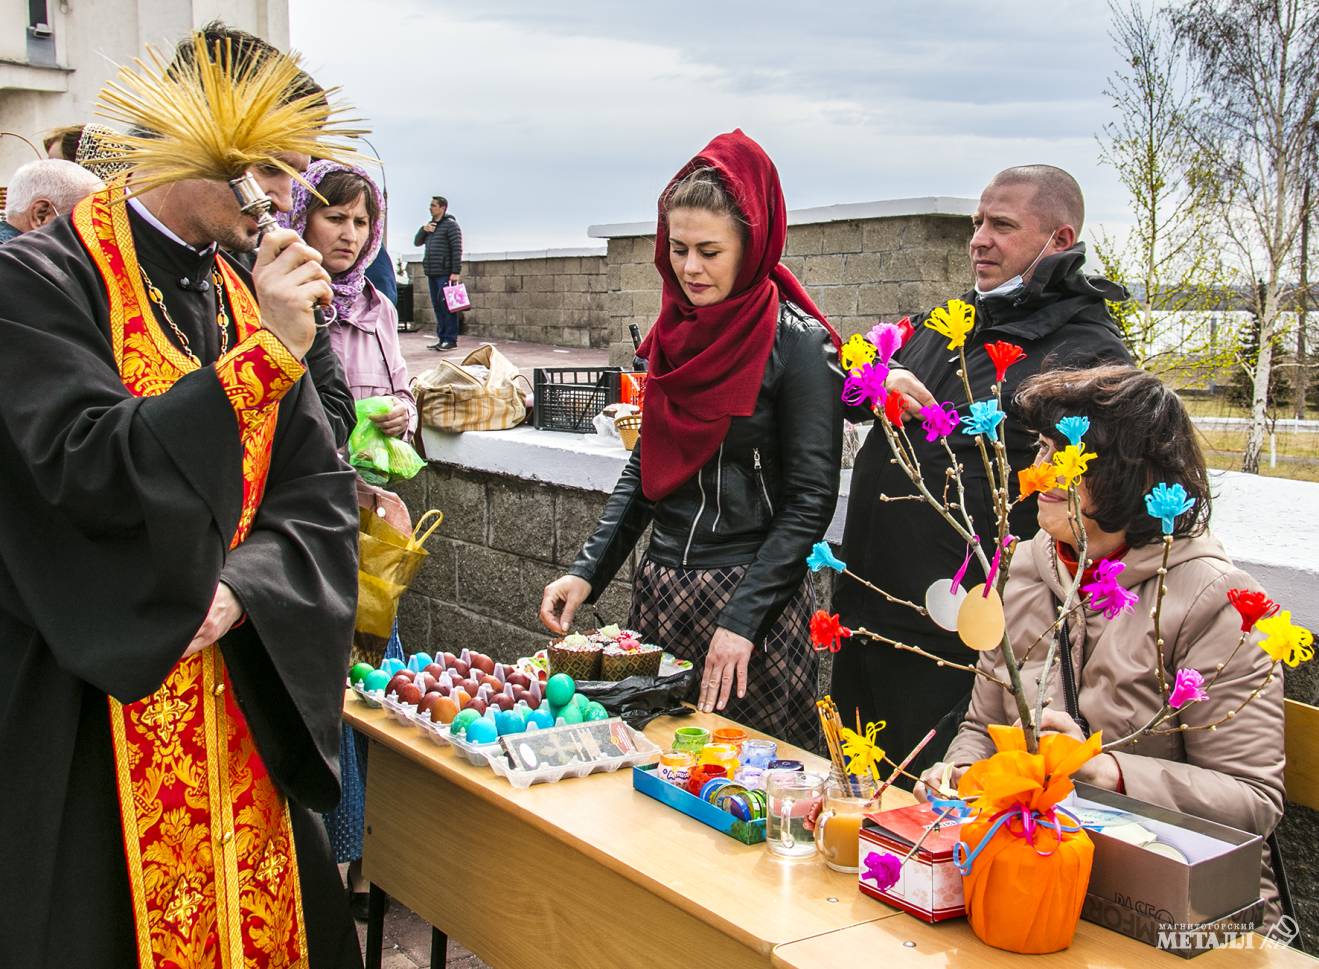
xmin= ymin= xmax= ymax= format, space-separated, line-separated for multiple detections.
xmin=414 ymin=195 xmax=463 ymax=350
xmin=830 ymin=165 xmax=1131 ymax=772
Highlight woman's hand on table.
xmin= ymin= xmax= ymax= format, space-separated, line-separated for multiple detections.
xmin=539 ymin=574 xmax=591 ymax=635
xmin=699 ymin=627 xmax=754 ymax=712
xmin=369 ymin=396 xmax=411 ymax=438
xmin=1018 ymin=709 xmax=1122 ymax=790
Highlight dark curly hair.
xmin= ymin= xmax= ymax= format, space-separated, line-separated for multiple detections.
xmin=1014 ymin=365 xmax=1211 ymax=548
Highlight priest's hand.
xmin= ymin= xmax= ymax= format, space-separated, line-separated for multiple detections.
xmin=539 ymin=575 xmax=591 ymax=635
xmin=183 ymin=583 xmax=244 ymax=659
xmin=252 ymin=227 xmax=332 ymax=358
xmin=370 ymin=397 xmax=411 ymax=438
xmin=699 ymin=627 xmax=753 ymax=712
xmin=885 ymin=368 xmax=936 ymax=419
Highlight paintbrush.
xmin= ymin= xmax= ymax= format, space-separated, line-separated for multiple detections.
xmin=867 ymin=728 xmax=936 ymax=807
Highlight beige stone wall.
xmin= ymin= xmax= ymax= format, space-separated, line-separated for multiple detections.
xmin=604 ymin=213 xmax=971 ymax=365
xmin=408 ymin=253 xmax=609 ymax=348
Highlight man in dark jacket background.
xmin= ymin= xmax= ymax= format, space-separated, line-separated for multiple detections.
xmin=414 ymin=195 xmax=463 ymax=349
xmin=830 ymin=165 xmax=1132 ymax=772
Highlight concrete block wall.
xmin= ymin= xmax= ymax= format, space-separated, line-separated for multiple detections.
xmin=408 ymin=250 xmax=609 ymax=348
xmin=595 ymin=203 xmax=975 ymax=366
xmin=389 ymin=464 xmax=643 ymax=665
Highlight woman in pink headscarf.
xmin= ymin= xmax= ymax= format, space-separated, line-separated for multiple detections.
xmin=284 ymin=160 xmax=416 ymax=441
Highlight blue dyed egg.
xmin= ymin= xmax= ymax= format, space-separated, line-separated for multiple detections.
xmin=525 ymin=708 xmax=554 ymax=730
xmin=380 ymin=657 xmax=406 ymax=676
xmin=363 ymin=669 xmax=391 ymax=694
xmin=495 ymin=710 xmax=526 ymax=736
xmin=465 ymin=716 xmax=498 ymax=745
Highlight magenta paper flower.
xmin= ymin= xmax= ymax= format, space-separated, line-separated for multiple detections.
xmin=1168 ymin=668 xmax=1209 ymax=709
xmin=842 ymin=361 xmax=888 ymax=410
xmin=918 ymin=401 xmax=960 ymax=442
xmin=866 ymin=322 xmax=905 ymax=365
xmin=862 ymin=851 xmax=902 ymax=891
xmin=1081 ymin=558 xmax=1140 ymax=620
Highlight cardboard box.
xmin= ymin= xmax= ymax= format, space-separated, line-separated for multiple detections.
xmin=1071 ymin=783 xmax=1265 ymax=956
xmin=858 ymin=801 xmax=969 ymax=922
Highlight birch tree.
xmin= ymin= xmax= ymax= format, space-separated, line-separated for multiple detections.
xmin=1172 ymin=0 xmax=1319 ymax=472
xmin=1095 ymin=0 xmax=1224 ymax=371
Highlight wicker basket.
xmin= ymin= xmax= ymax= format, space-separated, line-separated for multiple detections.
xmin=600 ymin=647 xmax=663 ymax=680
xmin=548 ymin=644 xmax=603 ymax=680
xmin=615 ymin=414 xmax=642 ymax=451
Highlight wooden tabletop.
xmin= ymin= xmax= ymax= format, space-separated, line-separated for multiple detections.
xmin=344 ymin=692 xmax=912 ymax=957
xmin=770 ymin=913 xmax=1318 ymax=968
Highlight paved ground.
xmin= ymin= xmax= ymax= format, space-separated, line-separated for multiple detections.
xmin=352 ymin=902 xmax=487 ymax=969
xmin=396 ymin=325 xmax=610 ymax=379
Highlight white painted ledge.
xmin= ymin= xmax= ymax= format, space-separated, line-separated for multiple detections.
xmin=588 ymin=196 xmax=977 ymax=239
xmin=421 ymin=425 xmax=1319 ymax=627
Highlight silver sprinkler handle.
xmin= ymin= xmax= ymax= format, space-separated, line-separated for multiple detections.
xmin=229 ymin=171 xmax=336 ymax=325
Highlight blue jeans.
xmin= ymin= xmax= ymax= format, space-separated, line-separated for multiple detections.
xmin=428 ymin=275 xmax=459 ymax=344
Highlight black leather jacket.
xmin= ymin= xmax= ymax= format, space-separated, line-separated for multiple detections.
xmin=569 ymin=302 xmax=844 ymax=646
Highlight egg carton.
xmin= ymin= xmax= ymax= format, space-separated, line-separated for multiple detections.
xmin=484 ymin=725 xmax=662 ymax=789
xmin=350 ymin=682 xmax=385 ymax=709
xmin=380 ymin=692 xmax=419 ymax=728
xmin=446 ymin=729 xmax=505 ymax=767
xmin=410 ymin=709 xmax=453 ymax=747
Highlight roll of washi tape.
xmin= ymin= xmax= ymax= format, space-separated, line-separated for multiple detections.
xmin=699 ymin=777 xmax=734 ymax=803
xmin=767 ymin=759 xmax=804 ymax=772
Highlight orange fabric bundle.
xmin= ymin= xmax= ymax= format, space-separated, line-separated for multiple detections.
xmin=955 ymin=725 xmax=1101 ymax=954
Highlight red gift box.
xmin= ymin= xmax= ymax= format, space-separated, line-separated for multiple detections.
xmin=858 ymin=801 xmax=969 ymax=923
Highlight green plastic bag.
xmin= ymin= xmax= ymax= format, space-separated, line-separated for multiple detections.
xmin=347 ymin=396 xmax=426 ymax=486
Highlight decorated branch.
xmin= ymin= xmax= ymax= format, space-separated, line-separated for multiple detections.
xmin=809 ymin=299 xmax=1312 ymax=760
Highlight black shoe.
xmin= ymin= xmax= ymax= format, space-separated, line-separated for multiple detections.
xmin=426 ymin=342 xmax=442 ymax=350
xmin=348 ymin=884 xmax=387 ymax=922
xmin=438 ymin=341 xmax=457 ymax=350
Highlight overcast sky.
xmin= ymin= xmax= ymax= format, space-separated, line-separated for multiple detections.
xmin=289 ymin=0 xmax=1137 ymax=259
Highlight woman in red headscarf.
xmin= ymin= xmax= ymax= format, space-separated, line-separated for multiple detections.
xmin=540 ymin=130 xmax=843 ymax=748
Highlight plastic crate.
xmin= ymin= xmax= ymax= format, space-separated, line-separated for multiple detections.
xmin=533 ymin=367 xmax=622 ymax=433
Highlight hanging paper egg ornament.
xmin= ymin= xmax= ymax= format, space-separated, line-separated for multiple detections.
xmin=957 ymin=584 xmax=1006 ymax=651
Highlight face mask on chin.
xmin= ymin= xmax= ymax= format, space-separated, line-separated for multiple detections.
xmin=974 ymin=230 xmax=1058 ymax=299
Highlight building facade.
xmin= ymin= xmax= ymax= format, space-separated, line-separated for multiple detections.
xmin=1 ymin=0 xmax=288 ymax=181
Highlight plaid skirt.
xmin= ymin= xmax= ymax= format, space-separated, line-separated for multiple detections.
xmin=629 ymin=557 xmax=820 ymax=752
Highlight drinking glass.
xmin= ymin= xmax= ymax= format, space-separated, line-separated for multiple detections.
xmin=765 ymin=770 xmax=826 ymax=858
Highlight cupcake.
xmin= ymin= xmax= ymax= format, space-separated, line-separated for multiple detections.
xmin=599 ymin=635 xmax=663 ymax=680
xmin=548 ymin=632 xmax=603 ymax=680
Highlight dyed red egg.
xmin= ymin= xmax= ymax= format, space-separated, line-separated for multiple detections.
xmin=387 ymin=674 xmax=413 ymax=697
xmin=465 ymin=697 xmax=487 ymax=716
xmin=469 ymin=653 xmax=496 ymax=675
xmin=397 ymin=683 xmax=423 ymax=706
xmin=449 ymin=659 xmax=471 ymax=678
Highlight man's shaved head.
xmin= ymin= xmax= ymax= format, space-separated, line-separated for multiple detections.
xmin=988 ymin=165 xmax=1085 ymax=235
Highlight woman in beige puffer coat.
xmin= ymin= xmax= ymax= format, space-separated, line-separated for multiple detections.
xmin=925 ymin=365 xmax=1286 ymax=923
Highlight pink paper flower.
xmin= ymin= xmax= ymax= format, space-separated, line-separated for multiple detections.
xmin=1081 ymin=559 xmax=1140 ymax=620
xmin=918 ymin=401 xmax=960 ymax=442
xmin=1168 ymin=668 xmax=1209 ymax=709
xmin=862 ymin=851 xmax=902 ymax=891
xmin=866 ymin=322 xmax=905 ymax=365
xmin=842 ymin=361 xmax=888 ymax=410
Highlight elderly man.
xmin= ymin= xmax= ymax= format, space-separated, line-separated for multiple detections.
xmin=0 ymin=158 xmax=104 ymax=242
xmin=830 ymin=165 xmax=1131 ymax=772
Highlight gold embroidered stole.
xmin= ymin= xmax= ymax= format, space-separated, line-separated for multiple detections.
xmin=73 ymin=186 xmax=310 ymax=969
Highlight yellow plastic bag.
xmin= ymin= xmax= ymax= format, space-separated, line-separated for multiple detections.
xmin=352 ymin=509 xmax=443 ymax=664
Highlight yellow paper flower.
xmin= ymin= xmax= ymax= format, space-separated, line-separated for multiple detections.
xmin=1052 ymin=444 xmax=1097 ymax=488
xmin=840 ymin=333 xmax=877 ymax=374
xmin=924 ymin=298 xmax=975 ymax=350
xmin=1256 ymin=612 xmax=1315 ymax=668
xmin=839 ymin=721 xmax=887 ymax=778
xmin=1017 ymin=462 xmax=1060 ymax=498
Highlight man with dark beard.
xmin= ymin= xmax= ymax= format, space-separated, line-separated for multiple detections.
xmin=0 ymin=24 xmax=362 ymax=969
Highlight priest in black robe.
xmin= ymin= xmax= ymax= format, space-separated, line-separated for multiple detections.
xmin=0 ymin=34 xmax=365 ymax=968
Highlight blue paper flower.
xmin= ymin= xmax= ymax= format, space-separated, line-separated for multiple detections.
xmin=806 ymin=541 xmax=847 ymax=573
xmin=960 ymin=399 xmax=1005 ymax=441
xmin=1056 ymin=415 xmax=1090 ymax=447
xmin=1145 ymin=482 xmax=1196 ymax=535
